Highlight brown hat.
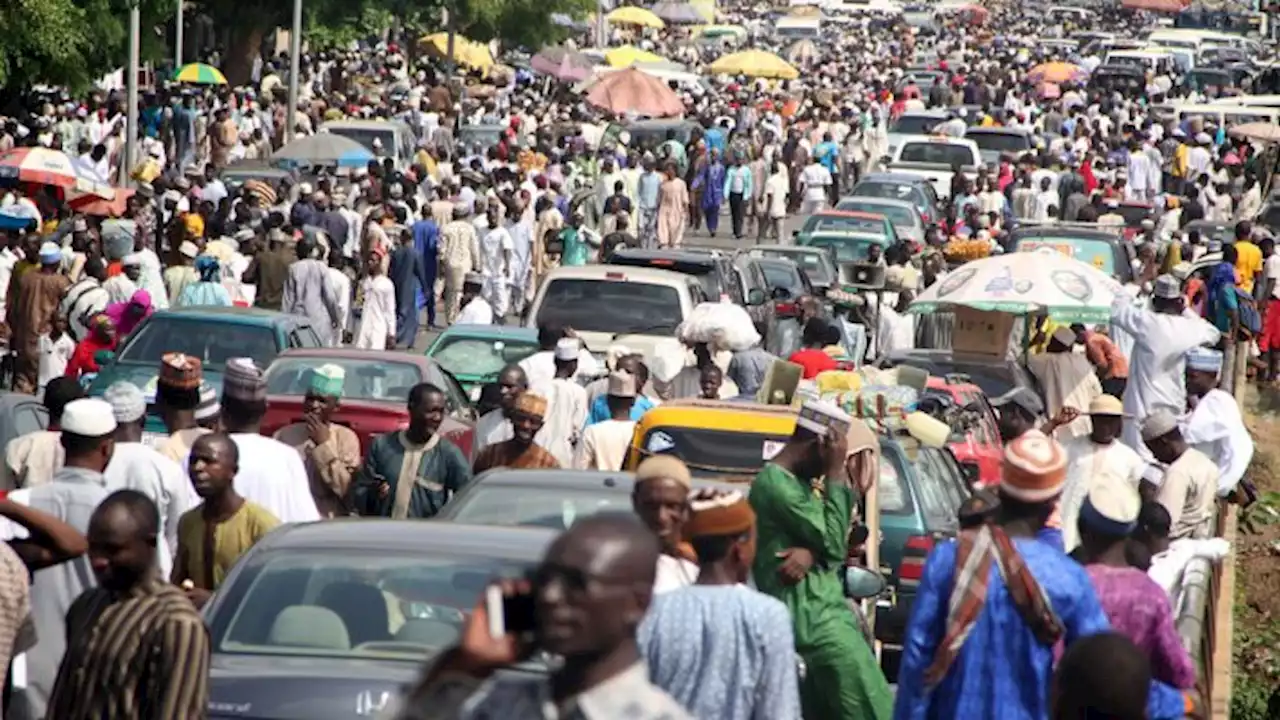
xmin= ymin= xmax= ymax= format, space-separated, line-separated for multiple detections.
xmin=512 ymin=391 xmax=548 ymax=419
xmin=636 ymin=455 xmax=692 ymax=489
xmin=685 ymin=489 xmax=755 ymax=538
xmin=158 ymin=352 xmax=203 ymax=390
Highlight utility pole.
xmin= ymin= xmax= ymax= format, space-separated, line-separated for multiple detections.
xmin=285 ymin=0 xmax=302 ymax=144
xmin=175 ymin=0 xmax=184 ymax=69
xmin=122 ymin=1 xmax=140 ymax=188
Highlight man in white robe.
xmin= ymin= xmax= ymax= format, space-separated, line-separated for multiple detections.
xmin=471 ymin=364 xmax=528 ymax=460
xmin=1027 ymin=326 xmax=1103 ymax=441
xmin=1181 ymin=347 xmax=1253 ymax=498
xmin=531 ymin=339 xmax=590 ymax=466
xmin=1056 ymin=394 xmax=1147 ymax=552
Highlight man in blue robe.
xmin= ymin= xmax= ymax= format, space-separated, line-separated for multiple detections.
xmin=389 ymin=226 xmax=432 ymax=348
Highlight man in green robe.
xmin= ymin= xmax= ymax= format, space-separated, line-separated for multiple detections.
xmin=350 ymin=383 xmax=472 ymax=518
xmin=748 ymin=400 xmax=893 ymax=720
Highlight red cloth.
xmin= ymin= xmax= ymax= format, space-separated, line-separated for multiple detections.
xmin=65 ymin=337 xmax=116 ymax=379
xmin=1260 ymin=301 xmax=1280 ymax=353
xmin=788 ymin=348 xmax=839 ymax=379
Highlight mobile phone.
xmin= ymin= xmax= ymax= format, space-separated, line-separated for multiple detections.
xmin=484 ymin=584 xmax=536 ymax=640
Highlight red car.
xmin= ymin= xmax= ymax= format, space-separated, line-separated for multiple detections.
xmin=260 ymin=348 xmax=477 ymax=457
xmin=922 ymin=376 xmax=1002 ymax=487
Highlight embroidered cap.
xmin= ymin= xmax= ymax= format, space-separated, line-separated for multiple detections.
xmin=1185 ymin=346 xmax=1223 ymax=374
xmin=159 ymin=352 xmax=203 ymax=390
xmin=308 ymin=364 xmax=346 ymax=398
xmin=1140 ymin=409 xmax=1180 ymax=442
xmin=512 ymin=391 xmax=548 ymax=419
xmin=223 ymin=357 xmax=267 ymax=402
xmin=1152 ymin=274 xmax=1181 ymax=300
xmin=61 ymin=398 xmax=118 ymax=437
xmin=554 ymin=337 xmax=580 ymax=362
xmin=635 ymin=455 xmax=692 ymax=490
xmin=103 ymin=381 xmax=146 ymax=423
xmin=38 ymin=242 xmax=61 ymax=264
xmin=685 ymin=489 xmax=755 ymax=538
xmin=796 ymin=399 xmax=852 ymax=436
xmin=194 ymin=383 xmax=220 ymax=421
xmin=1000 ymin=430 xmax=1067 ymax=503
xmin=1079 ymin=482 xmax=1141 ymax=537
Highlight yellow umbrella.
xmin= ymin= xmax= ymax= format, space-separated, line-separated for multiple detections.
xmin=607 ymin=6 xmax=666 ymax=28
xmin=789 ymin=5 xmax=822 ymax=16
xmin=606 ymin=45 xmax=667 ymax=68
xmin=708 ymin=50 xmax=799 ymax=80
xmin=420 ymin=32 xmax=495 ymax=71
xmin=173 ymin=63 xmax=227 ymax=85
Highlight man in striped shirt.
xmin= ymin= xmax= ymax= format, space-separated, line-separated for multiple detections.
xmin=45 ymin=490 xmax=210 ymax=720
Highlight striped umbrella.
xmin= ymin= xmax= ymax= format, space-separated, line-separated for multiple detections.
xmin=174 ymin=62 xmax=228 ymax=85
xmin=0 ymin=147 xmax=114 ymax=196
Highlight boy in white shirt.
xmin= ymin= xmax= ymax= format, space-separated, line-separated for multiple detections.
xmin=37 ymin=315 xmax=75 ymax=391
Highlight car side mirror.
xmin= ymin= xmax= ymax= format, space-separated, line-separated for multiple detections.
xmin=843 ymin=566 xmax=887 ymax=600
xmin=747 ymin=288 xmax=767 ymax=306
xmin=94 ymin=350 xmax=116 ymax=366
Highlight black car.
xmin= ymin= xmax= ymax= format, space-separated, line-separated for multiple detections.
xmin=755 ymin=257 xmax=817 ymax=320
xmin=205 ymin=521 xmax=556 ymax=720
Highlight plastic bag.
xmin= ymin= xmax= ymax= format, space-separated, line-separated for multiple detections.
xmin=101 ymin=219 xmax=137 ymax=261
xmin=676 ymin=302 xmax=761 ymax=352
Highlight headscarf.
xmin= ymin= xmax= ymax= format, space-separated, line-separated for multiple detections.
xmin=1205 ymin=260 xmax=1236 ymax=310
xmin=89 ymin=313 xmax=115 ymax=341
xmin=195 ymin=254 xmax=221 ymax=282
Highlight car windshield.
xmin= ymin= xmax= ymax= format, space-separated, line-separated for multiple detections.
xmin=447 ymin=486 xmax=630 ymax=529
xmin=836 ymin=201 xmax=918 ymax=229
xmin=805 ymin=215 xmax=886 ymax=235
xmin=120 ymin=318 xmax=277 ymax=369
xmin=966 ymin=132 xmax=1030 ymax=153
xmin=213 ymin=551 xmax=533 ymax=661
xmin=808 ymin=236 xmax=881 ymax=262
xmin=536 ymin=279 xmax=683 ymax=335
xmin=430 ymin=336 xmax=540 ymax=379
xmin=760 ymin=262 xmax=803 ymax=293
xmin=323 ymin=127 xmax=397 ymax=155
xmin=898 ymin=142 xmax=975 ymax=166
xmin=1016 ymin=237 xmax=1116 ymax=275
xmin=756 ymin=251 xmax=833 ymax=283
xmin=890 ymin=355 xmax=1020 ymax=398
xmin=878 ymin=445 xmax=963 ymax=532
xmin=889 ymin=115 xmax=941 ymax=135
xmin=852 ymin=181 xmax=924 ymax=209
xmin=1113 ymin=205 xmax=1152 ymax=226
xmin=265 ymin=358 xmax=424 ymax=402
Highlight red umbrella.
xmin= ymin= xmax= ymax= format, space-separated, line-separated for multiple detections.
xmin=531 ymin=46 xmax=594 ymax=83
xmin=69 ymin=188 xmax=134 ymax=217
xmin=586 ymin=68 xmax=685 ymax=118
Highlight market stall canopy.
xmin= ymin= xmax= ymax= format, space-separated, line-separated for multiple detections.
xmin=1027 ymin=61 xmax=1088 ymax=85
xmin=652 ymin=1 xmax=707 ymax=24
xmin=586 ymin=67 xmax=684 ymax=117
xmin=532 ymin=46 xmax=596 ymax=82
xmin=0 ymin=147 xmax=114 ymax=196
xmin=606 ymin=6 xmax=666 ymax=27
xmin=420 ymin=33 xmax=495 ymax=71
xmin=174 ymin=63 xmax=227 ymax=85
xmin=708 ymin=49 xmax=799 ymax=80
xmin=908 ymin=251 xmax=1122 ymax=323
xmin=697 ymin=24 xmax=748 ymax=41
xmin=69 ymin=188 xmax=134 ymax=217
xmin=1228 ymin=122 xmax=1280 ymax=144
xmin=788 ymin=5 xmax=822 ymax=16
xmin=273 ymin=133 xmax=376 ymax=169
xmin=606 ymin=45 xmax=668 ymax=68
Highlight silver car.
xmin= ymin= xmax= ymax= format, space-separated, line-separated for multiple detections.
xmin=834 ymin=196 xmax=926 ymax=245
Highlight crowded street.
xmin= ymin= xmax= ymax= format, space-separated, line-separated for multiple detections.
xmin=0 ymin=0 xmax=1273 ymax=716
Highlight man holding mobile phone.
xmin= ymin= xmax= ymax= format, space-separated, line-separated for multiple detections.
xmin=392 ymin=513 xmax=692 ymax=720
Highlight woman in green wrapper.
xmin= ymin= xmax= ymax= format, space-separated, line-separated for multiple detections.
xmin=748 ymin=400 xmax=893 ymax=720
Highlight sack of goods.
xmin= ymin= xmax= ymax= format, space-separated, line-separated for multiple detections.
xmin=676 ymin=302 xmax=762 ymax=352
xmin=101 ymin=219 xmax=139 ymax=261
xmin=942 ymin=237 xmax=991 ymax=263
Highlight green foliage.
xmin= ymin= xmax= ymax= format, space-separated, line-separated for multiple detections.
xmin=455 ymin=0 xmax=594 ymax=50
xmin=0 ymin=0 xmax=91 ymax=90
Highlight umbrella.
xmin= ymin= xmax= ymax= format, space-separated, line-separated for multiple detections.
xmin=586 ymin=67 xmax=684 ymax=117
xmin=174 ymin=63 xmax=227 ymax=85
xmin=0 ymin=147 xmax=114 ymax=196
xmin=1027 ymin=61 xmax=1087 ymax=85
xmin=420 ymin=33 xmax=495 ymax=71
xmin=605 ymin=45 xmax=667 ymax=68
xmin=273 ymin=134 xmax=375 ymax=169
xmin=652 ymin=1 xmax=705 ymax=23
xmin=606 ymin=6 xmax=666 ymax=28
xmin=908 ymin=251 xmax=1122 ymax=323
xmin=69 ymin=188 xmax=134 ymax=217
xmin=785 ymin=39 xmax=820 ymax=64
xmin=1229 ymin=122 xmax=1280 ymax=144
xmin=708 ymin=50 xmax=799 ymax=80
xmin=531 ymin=46 xmax=595 ymax=82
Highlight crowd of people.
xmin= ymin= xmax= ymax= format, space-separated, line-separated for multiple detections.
xmin=0 ymin=0 xmax=1270 ymax=717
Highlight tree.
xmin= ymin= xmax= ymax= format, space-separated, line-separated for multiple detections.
xmin=0 ymin=0 xmax=91 ymax=91
xmin=451 ymin=0 xmax=593 ymax=52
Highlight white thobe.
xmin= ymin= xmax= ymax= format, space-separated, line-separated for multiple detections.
xmin=104 ymin=442 xmax=195 ymax=578
xmin=1180 ymin=389 xmax=1253 ymax=497
xmin=102 ymin=274 xmax=138 ymax=304
xmin=327 ymin=267 xmax=352 ymax=345
xmin=1057 ymin=436 xmax=1147 ymax=552
xmin=479 ymin=226 xmax=512 ymax=317
xmin=225 ymin=434 xmax=321 ymax=523
xmin=531 ymin=377 xmax=589 ymax=466
xmin=653 ymin=554 xmax=699 ymax=595
xmin=1109 ymin=295 xmax=1220 ymax=457
xmin=135 ymin=248 xmax=169 ymax=309
xmin=456 ymin=296 xmax=494 ymax=325
xmin=356 ymin=276 xmax=395 ymax=350
xmin=518 ymin=350 xmax=601 ymax=388
xmin=472 ymin=408 xmax=512 ymax=460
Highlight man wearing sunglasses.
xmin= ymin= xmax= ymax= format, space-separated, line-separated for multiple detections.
xmin=394 ymin=512 xmax=692 ymax=720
